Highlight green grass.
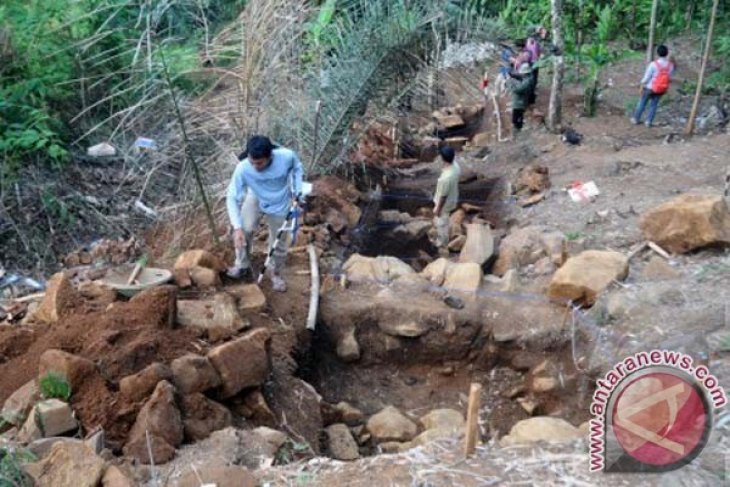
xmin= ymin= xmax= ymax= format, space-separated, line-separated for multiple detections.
xmin=0 ymin=446 xmax=35 ymax=487
xmin=564 ymin=231 xmax=584 ymax=241
xmin=38 ymin=372 xmax=71 ymax=401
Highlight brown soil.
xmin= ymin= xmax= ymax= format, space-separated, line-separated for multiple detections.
xmin=0 ymin=297 xmax=202 ymax=449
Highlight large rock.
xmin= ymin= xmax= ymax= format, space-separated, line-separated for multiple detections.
xmin=410 ymin=427 xmax=459 ymax=447
xmin=171 ymin=354 xmax=221 ymax=394
xmin=540 ymin=231 xmax=567 ymax=266
xmin=33 ymin=273 xmax=79 ymax=324
xmin=548 ymin=250 xmax=629 ymax=306
xmin=499 ymin=417 xmax=582 ymax=446
xmin=38 ymin=349 xmax=95 ymax=392
xmin=174 ymin=249 xmax=225 ymax=272
xmin=343 ymin=254 xmax=414 ymax=285
xmin=336 ymin=327 xmax=361 ymax=362
xmin=310 ymin=176 xmax=363 ymax=228
xmin=252 ymin=427 xmax=289 ymax=456
xmin=2 ymin=380 xmax=39 ymax=426
xmin=343 ymin=254 xmax=377 ymax=283
xmin=449 ymin=209 xmax=467 ymax=237
xmin=443 ymin=262 xmax=483 ymax=293
xmin=77 ymin=282 xmax=117 ymax=306
xmin=366 ymin=406 xmax=417 ymax=443
xmin=420 ymin=258 xmax=450 ymax=286
xmin=177 ymin=293 xmax=248 ymax=340
xmin=372 ymin=256 xmax=415 ymax=284
xmin=129 ymin=285 xmax=177 ymax=329
xmin=334 ymin=402 xmax=365 ymax=426
xmin=32 ymin=442 xmax=105 ymax=487
xmin=470 ymin=132 xmax=490 ymax=148
xmin=419 ymin=409 xmax=465 ymax=432
xmin=123 ymin=380 xmax=183 ymax=465
xmin=171 ymin=465 xmax=256 ymax=487
xmin=513 ymin=165 xmax=551 ymax=196
xmin=639 ymin=194 xmax=730 ymax=253
xmin=493 ymin=226 xmax=545 ymax=276
xmin=188 ymin=266 xmax=221 ymax=288
xmin=180 ymin=393 xmax=233 ymax=442
xmin=236 ymin=390 xmax=276 ymax=425
xmin=28 ymin=437 xmax=81 ymax=459
xmin=378 ymin=320 xmax=430 ymax=338
xmin=432 ymin=111 xmax=465 ymax=130
xmin=207 ymin=328 xmax=271 ymax=398
xmin=119 ymin=363 xmax=173 ymax=403
xmin=392 ymin=220 xmax=432 ymax=241
xmin=326 ymin=423 xmax=360 ymax=460
xmin=101 ymin=465 xmax=134 ymax=487
xmin=18 ymin=399 xmax=78 ymax=442
xmin=459 ymin=224 xmax=495 ymax=266
xmin=227 ymin=284 xmax=267 ymax=313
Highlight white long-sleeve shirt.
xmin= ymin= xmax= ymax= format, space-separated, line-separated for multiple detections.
xmin=226 ymin=147 xmax=304 ymax=229
xmin=641 ymin=57 xmax=675 ymax=90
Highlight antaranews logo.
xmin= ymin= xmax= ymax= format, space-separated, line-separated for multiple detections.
xmin=589 ymin=350 xmax=727 ymax=473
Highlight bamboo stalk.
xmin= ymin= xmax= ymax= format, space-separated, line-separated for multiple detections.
xmin=648 ymin=241 xmax=671 ymax=260
xmin=464 ymin=382 xmax=483 ymax=458
xmin=306 ymin=244 xmax=320 ymax=331
xmin=626 ymin=241 xmax=648 ymax=261
xmin=160 ymin=50 xmax=220 ymax=247
xmin=685 ymin=0 xmax=719 ymax=136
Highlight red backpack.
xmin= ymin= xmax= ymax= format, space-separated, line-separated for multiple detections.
xmin=651 ymin=62 xmax=672 ymax=94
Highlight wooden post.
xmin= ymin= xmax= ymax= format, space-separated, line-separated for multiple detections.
xmin=464 ymin=382 xmax=483 ymax=457
xmin=548 ymin=0 xmax=565 ymax=132
xmin=309 ymin=100 xmax=322 ymax=174
xmin=647 ymin=0 xmax=659 ymax=64
xmin=306 ymin=244 xmax=320 ymax=331
xmin=685 ymin=0 xmax=719 ymax=136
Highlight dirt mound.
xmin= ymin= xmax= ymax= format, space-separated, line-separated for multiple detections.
xmin=0 ymin=296 xmax=201 ymax=450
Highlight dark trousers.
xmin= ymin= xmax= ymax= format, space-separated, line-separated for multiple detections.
xmin=512 ymin=109 xmax=525 ymax=131
xmin=528 ymin=67 xmax=539 ymax=105
xmin=633 ymin=90 xmax=662 ymax=125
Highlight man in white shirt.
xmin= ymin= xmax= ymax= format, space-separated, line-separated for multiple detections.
xmin=226 ymin=136 xmax=304 ymax=292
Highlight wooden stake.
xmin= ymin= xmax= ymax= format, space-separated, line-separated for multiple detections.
xmin=306 ymin=244 xmax=320 ymax=331
xmin=464 ymin=382 xmax=483 ymax=458
xmin=685 ymin=0 xmax=720 ymax=136
xmin=647 ymin=241 xmax=671 ymax=260
xmin=126 ymin=262 xmax=144 ymax=285
xmin=490 ymin=94 xmax=505 ymax=143
xmin=626 ymin=241 xmax=648 ymax=261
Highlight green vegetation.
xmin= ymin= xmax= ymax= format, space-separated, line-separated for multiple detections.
xmin=274 ymin=439 xmax=311 ymax=465
xmin=38 ymin=372 xmax=72 ymax=401
xmin=1 ymin=0 xmax=728 ymax=179
xmin=0 ymin=446 xmax=35 ymax=487
xmin=0 ymin=0 xmax=245 ymax=179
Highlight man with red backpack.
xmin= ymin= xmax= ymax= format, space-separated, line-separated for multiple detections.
xmin=631 ymin=45 xmax=676 ymax=127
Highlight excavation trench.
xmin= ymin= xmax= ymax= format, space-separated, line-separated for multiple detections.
xmin=293 ymin=172 xmax=594 ymax=457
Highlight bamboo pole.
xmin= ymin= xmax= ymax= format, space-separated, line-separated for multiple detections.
xmin=309 ymin=100 xmax=322 ymax=173
xmin=548 ymin=0 xmax=565 ymax=132
xmin=464 ymin=382 xmax=483 ymax=457
xmin=685 ymin=0 xmax=720 ymax=136
xmin=646 ymin=0 xmax=659 ymax=64
xmin=159 ymin=51 xmax=220 ymax=247
xmin=306 ymin=244 xmax=319 ymax=331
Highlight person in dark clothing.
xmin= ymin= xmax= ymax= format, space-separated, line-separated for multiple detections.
xmin=526 ymin=26 xmax=546 ymax=105
xmin=510 ymin=63 xmax=534 ymax=133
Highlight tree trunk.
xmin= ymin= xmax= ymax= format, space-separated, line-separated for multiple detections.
xmin=548 ymin=0 xmax=565 ymax=132
xmin=685 ymin=0 xmax=720 ymax=136
xmin=646 ymin=0 xmax=659 ymax=63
